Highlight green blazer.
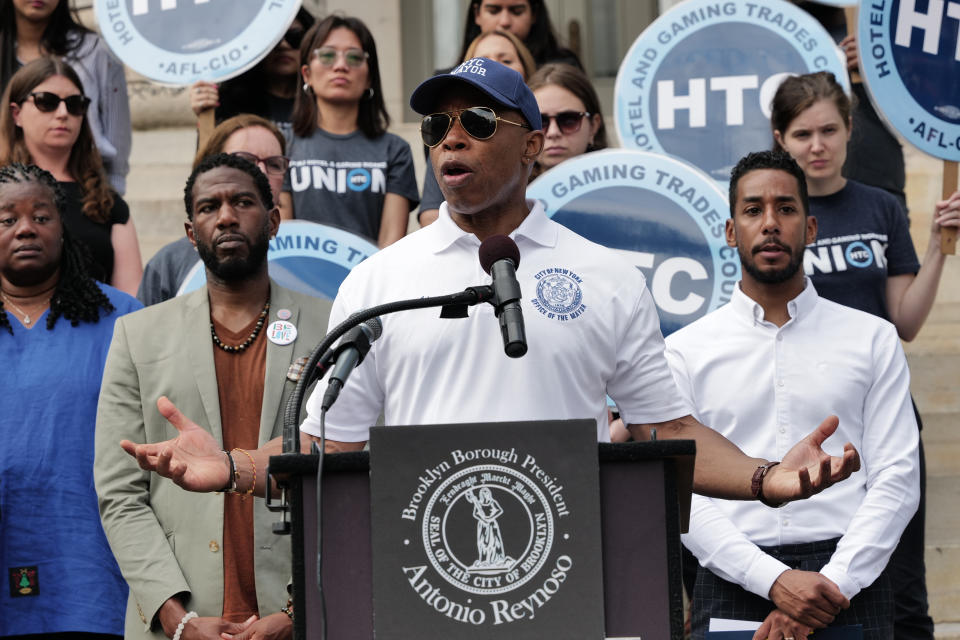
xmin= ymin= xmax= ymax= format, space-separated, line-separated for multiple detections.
xmin=95 ymin=283 xmax=331 ymax=639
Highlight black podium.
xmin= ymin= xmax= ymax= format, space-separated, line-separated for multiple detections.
xmin=269 ymin=439 xmax=695 ymax=639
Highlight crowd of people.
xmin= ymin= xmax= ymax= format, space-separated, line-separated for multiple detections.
xmin=1 ymin=1 xmax=958 ymax=640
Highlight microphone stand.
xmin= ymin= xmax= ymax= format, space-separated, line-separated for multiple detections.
xmin=267 ymin=284 xmax=494 ymax=516
xmin=265 ymin=284 xmax=494 ymax=640
xmin=279 ymin=284 xmax=494 ymax=454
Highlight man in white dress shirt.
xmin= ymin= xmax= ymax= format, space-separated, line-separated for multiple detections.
xmin=665 ymin=150 xmax=919 ymax=640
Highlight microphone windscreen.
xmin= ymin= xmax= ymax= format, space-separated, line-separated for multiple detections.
xmin=478 ymin=235 xmax=521 ymax=274
xmin=363 ymin=317 xmax=383 ymax=341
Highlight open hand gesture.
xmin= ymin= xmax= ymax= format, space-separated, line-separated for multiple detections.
xmin=120 ymin=396 xmax=230 ymax=492
xmin=762 ymin=416 xmax=860 ymax=505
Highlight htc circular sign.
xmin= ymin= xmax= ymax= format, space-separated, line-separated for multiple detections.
xmin=95 ymin=0 xmax=300 ymax=84
xmin=614 ymin=0 xmax=848 ymax=182
xmin=178 ymin=221 xmax=377 ymax=299
xmin=858 ymin=0 xmax=960 ymax=160
xmin=527 ymin=150 xmax=737 ymax=337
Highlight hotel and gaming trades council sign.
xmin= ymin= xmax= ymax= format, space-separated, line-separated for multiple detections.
xmin=527 ymin=149 xmax=737 ymax=338
xmin=95 ymin=0 xmax=300 ymax=85
xmin=857 ymin=0 xmax=960 ymax=161
xmin=614 ymin=0 xmax=848 ymax=183
xmin=369 ymin=420 xmax=605 ymax=640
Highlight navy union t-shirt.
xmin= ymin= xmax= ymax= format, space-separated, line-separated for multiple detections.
xmin=803 ymin=179 xmax=920 ymax=321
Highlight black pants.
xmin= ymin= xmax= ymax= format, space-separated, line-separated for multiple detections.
xmin=690 ymin=538 xmax=893 ymax=640
xmin=886 ymin=423 xmax=934 ymax=640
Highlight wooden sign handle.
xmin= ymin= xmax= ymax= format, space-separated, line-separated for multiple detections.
xmin=197 ymin=109 xmax=216 ymax=151
xmin=943 ymin=161 xmax=958 ymax=255
xmin=844 ymin=6 xmax=862 ymax=84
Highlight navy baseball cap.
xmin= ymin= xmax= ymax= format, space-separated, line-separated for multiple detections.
xmin=410 ymin=57 xmax=542 ymax=131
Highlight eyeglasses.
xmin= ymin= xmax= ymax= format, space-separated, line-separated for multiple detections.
xmin=540 ymin=111 xmax=590 ymax=134
xmin=24 ymin=92 xmax=90 ymax=116
xmin=420 ymin=106 xmax=530 ymax=148
xmin=231 ymin=151 xmax=290 ymax=175
xmin=282 ymin=28 xmax=304 ymax=49
xmin=312 ymin=47 xmax=369 ymax=68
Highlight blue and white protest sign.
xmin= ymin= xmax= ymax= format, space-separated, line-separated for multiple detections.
xmin=178 ymin=221 xmax=377 ymax=299
xmin=857 ymin=0 xmax=960 ymax=161
xmin=95 ymin=0 xmax=300 ymax=85
xmin=614 ymin=0 xmax=848 ymax=182
xmin=527 ymin=150 xmax=737 ymax=337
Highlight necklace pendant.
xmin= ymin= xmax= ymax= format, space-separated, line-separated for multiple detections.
xmin=23 ymin=314 xmax=31 ymax=324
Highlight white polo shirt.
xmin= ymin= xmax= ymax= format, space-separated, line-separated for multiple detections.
xmin=301 ymin=200 xmax=689 ymax=442
xmin=666 ymin=280 xmax=919 ymax=600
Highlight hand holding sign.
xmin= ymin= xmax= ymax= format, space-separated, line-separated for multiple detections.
xmin=95 ymin=0 xmax=300 ymax=85
xmin=857 ymin=0 xmax=960 ymax=253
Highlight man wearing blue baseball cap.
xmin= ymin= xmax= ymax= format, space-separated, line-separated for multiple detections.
xmin=120 ymin=60 xmax=860 ymax=515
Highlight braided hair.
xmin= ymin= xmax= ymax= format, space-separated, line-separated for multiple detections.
xmin=0 ymin=163 xmax=114 ymax=335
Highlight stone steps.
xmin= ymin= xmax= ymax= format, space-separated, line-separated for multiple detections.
xmin=126 ymin=128 xmax=196 ymax=262
xmin=903 ymin=149 xmax=960 ymax=637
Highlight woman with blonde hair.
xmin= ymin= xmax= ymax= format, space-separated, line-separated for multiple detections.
xmin=464 ymin=29 xmax=536 ymax=80
xmin=0 ymin=57 xmax=141 ymax=295
xmin=527 ymin=62 xmax=606 ymax=181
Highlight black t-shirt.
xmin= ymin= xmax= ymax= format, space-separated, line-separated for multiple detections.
xmin=58 ymin=181 xmax=130 ymax=284
xmin=804 ymin=180 xmax=919 ymax=321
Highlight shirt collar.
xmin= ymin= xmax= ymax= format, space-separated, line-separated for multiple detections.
xmin=730 ymin=277 xmax=819 ymax=326
xmin=427 ymin=199 xmax=558 ymax=254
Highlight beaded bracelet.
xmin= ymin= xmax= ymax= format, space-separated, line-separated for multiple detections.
xmin=173 ymin=610 xmax=198 ymax=640
xmin=281 ymin=597 xmax=294 ymax=620
xmin=232 ymin=448 xmax=256 ymax=496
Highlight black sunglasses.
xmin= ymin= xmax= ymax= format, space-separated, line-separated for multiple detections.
xmin=541 ymin=111 xmax=590 ymax=134
xmin=25 ymin=92 xmax=90 ymax=116
xmin=283 ymin=28 xmax=304 ymax=49
xmin=420 ymin=106 xmax=529 ymax=148
xmin=231 ymin=151 xmax=290 ymax=175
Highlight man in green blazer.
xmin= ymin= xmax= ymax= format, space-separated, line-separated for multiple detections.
xmin=95 ymin=154 xmax=329 ymax=640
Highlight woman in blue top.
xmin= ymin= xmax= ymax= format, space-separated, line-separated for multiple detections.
xmin=0 ymin=163 xmax=141 ymax=638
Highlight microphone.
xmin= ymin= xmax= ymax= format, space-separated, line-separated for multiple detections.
xmin=320 ymin=317 xmax=383 ymax=412
xmin=479 ymin=235 xmax=527 ymax=358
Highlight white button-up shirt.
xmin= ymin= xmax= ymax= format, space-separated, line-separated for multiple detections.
xmin=665 ymin=280 xmax=919 ymax=600
xmin=302 ymin=200 xmax=689 ymax=442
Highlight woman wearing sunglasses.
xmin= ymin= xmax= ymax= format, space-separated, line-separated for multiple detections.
xmin=189 ymin=7 xmax=315 ymax=135
xmin=138 ymin=114 xmax=290 ymax=306
xmin=0 ymin=0 xmax=131 ymax=194
xmin=0 ymin=57 xmax=142 ymax=296
xmin=279 ymin=15 xmax=419 ymax=249
xmin=527 ymin=63 xmax=606 ymax=180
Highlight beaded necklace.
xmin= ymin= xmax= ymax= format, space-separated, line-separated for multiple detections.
xmin=210 ymin=301 xmax=270 ymax=353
